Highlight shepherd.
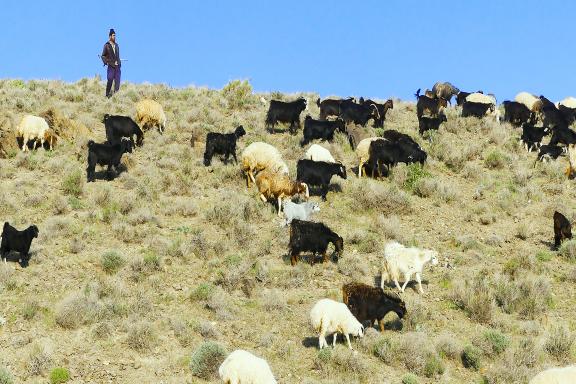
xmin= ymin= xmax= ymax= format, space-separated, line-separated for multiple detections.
xmin=101 ymin=28 xmax=121 ymax=98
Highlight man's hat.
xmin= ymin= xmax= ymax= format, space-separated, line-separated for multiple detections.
xmin=109 ymin=29 xmax=116 ymax=36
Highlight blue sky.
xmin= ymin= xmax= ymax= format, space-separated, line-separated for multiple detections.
xmin=1 ymin=1 xmax=574 ymax=101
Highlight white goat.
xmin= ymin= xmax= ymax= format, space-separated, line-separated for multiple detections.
xmin=219 ymin=349 xmax=277 ymax=384
xmin=282 ymin=200 xmax=320 ymax=226
xmin=16 ymin=115 xmax=49 ymax=152
xmin=381 ymin=241 xmax=438 ymax=294
xmin=529 ymin=365 xmax=576 ymax=384
xmin=304 ymin=144 xmax=336 ymax=163
xmin=310 ymin=298 xmax=364 ymax=350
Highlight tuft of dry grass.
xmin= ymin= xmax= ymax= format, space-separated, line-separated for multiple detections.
xmin=451 ymin=274 xmax=495 ymax=324
xmin=126 ymin=321 xmax=157 ymax=351
xmin=544 ymin=324 xmax=575 ymax=362
xmin=26 ymin=343 xmax=52 ymax=376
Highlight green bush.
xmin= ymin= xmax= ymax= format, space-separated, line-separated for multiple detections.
xmin=0 ymin=367 xmax=14 ymax=384
xmin=372 ymin=337 xmax=394 ymax=363
xmin=62 ymin=169 xmax=83 ymax=197
xmin=483 ymin=330 xmax=510 ymax=356
xmin=221 ymin=79 xmax=253 ymax=109
xmin=461 ymin=345 xmax=482 ymax=370
xmin=401 ymin=373 xmax=419 ymax=384
xmin=558 ymin=240 xmax=576 ymax=262
xmin=424 ymin=354 xmax=445 ymax=377
xmin=484 ymin=150 xmax=507 ymax=169
xmin=50 ymin=367 xmax=70 ymax=384
xmin=100 ymin=251 xmax=125 ymax=274
xmin=189 ymin=342 xmax=227 ymax=379
xmin=403 ymin=163 xmax=432 ymax=193
xmin=190 ymin=283 xmax=214 ymax=301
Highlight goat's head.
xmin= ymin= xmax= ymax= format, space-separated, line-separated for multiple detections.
xmin=235 ymin=125 xmax=246 ymax=137
xmin=27 ymin=225 xmax=39 ymax=239
xmin=337 ymin=163 xmax=347 ymax=179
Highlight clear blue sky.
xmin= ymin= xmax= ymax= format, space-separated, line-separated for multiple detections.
xmin=1 ymin=0 xmax=574 ymax=101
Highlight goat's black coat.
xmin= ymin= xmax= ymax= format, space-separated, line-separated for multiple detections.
xmin=456 ymin=91 xmax=483 ymax=106
xmin=342 ymin=282 xmax=406 ymax=331
xmin=1 ymin=222 xmax=39 ymax=267
xmin=86 ymin=139 xmax=133 ymax=182
xmin=536 ymin=144 xmax=564 ymax=163
xmin=461 ymin=101 xmax=493 ymax=118
xmin=554 ymin=211 xmax=572 ymax=249
xmin=540 ymin=96 xmax=568 ymax=129
xmin=521 ymin=123 xmax=548 ymax=151
xmin=549 ymin=126 xmax=576 ymax=146
xmin=558 ymin=105 xmax=576 ymax=125
xmin=368 ymin=136 xmax=427 ymax=178
xmin=203 ymin=125 xmax=246 ymax=166
xmin=317 ymin=97 xmax=354 ymax=120
xmin=415 ymin=89 xmax=447 ymax=118
xmin=503 ymin=101 xmax=535 ymax=126
xmin=301 ymin=116 xmax=345 ymax=147
xmin=339 ymin=101 xmax=379 ymax=127
xmin=104 ymin=114 xmax=144 ymax=147
xmin=360 ymin=98 xmax=393 ymax=128
xmin=288 ymin=219 xmax=343 ymax=265
xmin=265 ymin=98 xmax=307 ymax=133
xmin=418 ymin=114 xmax=447 ymax=135
xmin=296 ymin=159 xmax=346 ymax=200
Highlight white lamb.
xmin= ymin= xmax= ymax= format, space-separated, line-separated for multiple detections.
xmin=15 ymin=115 xmax=50 ymax=152
xmin=282 ymin=200 xmax=320 ymax=226
xmin=219 ymin=349 xmax=277 ymax=384
xmin=355 ymin=137 xmax=381 ymax=177
xmin=310 ymin=298 xmax=364 ymax=350
xmin=381 ymin=241 xmax=438 ymax=294
xmin=241 ymin=142 xmax=289 ymax=187
xmin=304 ymin=144 xmax=336 ymax=163
xmin=529 ymin=365 xmax=576 ymax=384
xmin=135 ymin=99 xmax=167 ymax=133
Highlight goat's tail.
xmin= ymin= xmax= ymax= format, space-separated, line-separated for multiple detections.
xmin=414 ymin=88 xmax=421 ymax=99
xmin=2 ymin=222 xmax=8 ymax=231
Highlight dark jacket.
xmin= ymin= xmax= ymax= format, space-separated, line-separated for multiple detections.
xmin=101 ymin=41 xmax=121 ymax=68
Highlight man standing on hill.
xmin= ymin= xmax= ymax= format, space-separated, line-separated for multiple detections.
xmin=101 ymin=29 xmax=121 ymax=98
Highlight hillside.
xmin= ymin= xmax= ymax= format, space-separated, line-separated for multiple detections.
xmin=0 ymin=78 xmax=575 ymax=384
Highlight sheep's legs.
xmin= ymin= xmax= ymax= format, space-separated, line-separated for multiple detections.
xmin=358 ymin=162 xmax=363 ymax=177
xmin=277 ymin=197 xmax=283 ymax=216
xmin=400 ymin=273 xmax=411 ymax=292
xmin=416 ymin=272 xmax=424 ymax=294
xmin=393 ymin=279 xmax=403 ymax=292
xmin=332 ymin=333 xmax=338 ymax=347
xmin=378 ymin=319 xmax=385 ymax=332
xmin=344 ymin=333 xmax=353 ymax=349
xmin=259 ymin=194 xmax=267 ymax=203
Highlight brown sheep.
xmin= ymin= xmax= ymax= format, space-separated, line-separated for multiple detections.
xmin=255 ymin=170 xmax=308 ymax=216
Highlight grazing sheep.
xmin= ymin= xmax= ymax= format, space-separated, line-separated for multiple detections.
xmin=282 ymin=201 xmax=320 ymax=226
xmin=310 ymin=298 xmax=364 ymax=349
xmin=219 ymin=349 xmax=277 ymax=384
xmin=529 ymin=365 xmax=576 ymax=384
xmin=431 ymin=82 xmax=460 ymax=105
xmin=381 ymin=241 xmax=439 ymax=294
xmin=1 ymin=222 xmax=39 ymax=267
xmin=465 ymin=92 xmax=496 ymax=106
xmin=515 ymin=92 xmax=542 ymax=115
xmin=355 ymin=137 xmax=381 ymax=177
xmin=553 ymin=211 xmax=572 ymax=249
xmin=15 ymin=115 xmax=50 ymax=152
xmin=135 ymin=99 xmax=167 ymax=133
xmin=304 ymin=144 xmax=336 ymax=163
xmin=255 ymin=170 xmax=308 ymax=216
xmin=86 ymin=139 xmax=133 ymax=182
xmin=456 ymin=90 xmax=483 ymax=106
xmin=342 ymin=282 xmax=406 ymax=332
xmin=203 ymin=125 xmax=246 ymax=166
xmin=289 ymin=219 xmax=343 ymax=265
xmin=241 ymin=142 xmax=289 ymax=187
xmin=558 ymin=97 xmax=576 ymax=109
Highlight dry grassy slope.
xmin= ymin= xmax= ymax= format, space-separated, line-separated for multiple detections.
xmin=0 ymin=78 xmax=574 ymax=384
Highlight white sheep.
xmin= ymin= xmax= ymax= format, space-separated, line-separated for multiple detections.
xmin=515 ymin=92 xmax=542 ymax=113
xmin=282 ymin=200 xmax=320 ymax=226
xmin=15 ymin=115 xmax=50 ymax=152
xmin=558 ymin=97 xmax=576 ymax=109
xmin=381 ymin=241 xmax=439 ymax=294
xmin=310 ymin=298 xmax=364 ymax=350
xmin=466 ymin=92 xmax=496 ymax=106
xmin=355 ymin=137 xmax=381 ymax=177
xmin=304 ymin=144 xmax=336 ymax=163
xmin=529 ymin=365 xmax=576 ymax=384
xmin=241 ymin=142 xmax=289 ymax=187
xmin=135 ymin=99 xmax=167 ymax=133
xmin=219 ymin=349 xmax=277 ymax=384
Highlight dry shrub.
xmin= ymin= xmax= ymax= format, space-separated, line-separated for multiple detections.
xmin=330 ymin=347 xmax=371 ymax=378
xmin=544 ymin=324 xmax=575 ymax=362
xmin=492 ymin=273 xmax=552 ymax=319
xmin=435 ymin=333 xmax=462 ymax=360
xmin=204 ymin=286 xmax=234 ymax=320
xmin=52 ymin=195 xmax=69 ymax=215
xmin=189 ymin=341 xmax=227 ymax=380
xmin=259 ymin=288 xmax=287 ymax=311
xmin=451 ymin=274 xmax=495 ymax=323
xmin=39 ymin=107 xmax=91 ymax=140
xmin=195 ymin=320 xmax=220 ymax=340
xmin=352 ymin=180 xmax=411 ymax=214
xmin=399 ymin=333 xmax=445 ymax=377
xmin=403 ymin=296 xmax=431 ymax=331
xmin=126 ymin=321 xmax=157 ymax=351
xmin=338 ymin=251 xmax=370 ymax=281
xmin=377 ymin=215 xmax=404 ymax=242
xmin=558 ymin=239 xmax=576 ymax=261
xmin=26 ymin=343 xmax=52 ymax=376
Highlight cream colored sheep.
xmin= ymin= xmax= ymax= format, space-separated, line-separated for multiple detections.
xmin=355 ymin=137 xmax=381 ymax=177
xmin=219 ymin=349 xmax=277 ymax=384
xmin=529 ymin=365 xmax=576 ymax=384
xmin=466 ymin=92 xmax=496 ymax=105
xmin=16 ymin=115 xmax=49 ymax=152
xmin=310 ymin=298 xmax=364 ymax=349
xmin=558 ymin=97 xmax=576 ymax=109
xmin=255 ymin=169 xmax=308 ymax=216
xmin=241 ymin=142 xmax=289 ymax=187
xmin=304 ymin=144 xmax=336 ymax=163
xmin=515 ymin=92 xmax=542 ymax=113
xmin=135 ymin=99 xmax=166 ymax=133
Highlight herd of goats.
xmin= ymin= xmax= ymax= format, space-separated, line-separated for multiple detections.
xmin=1 ymin=81 xmax=575 ymax=382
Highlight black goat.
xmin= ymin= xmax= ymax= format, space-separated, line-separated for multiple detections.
xmin=360 ymin=98 xmax=394 ymax=128
xmin=104 ymin=114 xmax=144 ymax=147
xmin=203 ymin=125 xmax=246 ymax=166
xmin=300 ymin=116 xmax=345 ymax=147
xmin=342 ymin=282 xmax=406 ymax=332
xmin=553 ymin=211 xmax=572 ymax=249
xmin=296 ymin=159 xmax=347 ymax=200
xmin=521 ymin=123 xmax=549 ymax=152
xmin=418 ymin=114 xmax=447 ymax=135
xmin=461 ymin=101 xmax=493 ymax=118
xmin=415 ymin=89 xmax=448 ymax=118
xmin=265 ymin=98 xmax=307 ymax=133
xmin=503 ymin=101 xmax=535 ymax=126
xmin=535 ymin=144 xmax=564 ymax=165
xmin=1 ymin=222 xmax=39 ymax=267
xmin=317 ymin=97 xmax=354 ymax=120
xmin=339 ymin=102 xmax=380 ymax=127
xmin=549 ymin=126 xmax=576 ymax=147
xmin=86 ymin=139 xmax=133 ymax=182
xmin=288 ymin=219 xmax=343 ymax=265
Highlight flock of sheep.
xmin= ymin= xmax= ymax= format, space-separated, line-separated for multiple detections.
xmin=2 ymin=80 xmax=576 ymax=382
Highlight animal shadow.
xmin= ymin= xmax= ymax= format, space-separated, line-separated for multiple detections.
xmin=539 ymin=240 xmax=556 ymax=251
xmin=302 ymin=337 xmax=318 ymax=348
xmin=91 ymin=164 xmax=128 ymax=181
xmin=2 ymin=250 xmax=31 ymax=267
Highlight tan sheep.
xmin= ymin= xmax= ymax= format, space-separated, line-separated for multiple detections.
xmin=355 ymin=137 xmax=381 ymax=177
xmin=135 ymin=99 xmax=166 ymax=133
xmin=241 ymin=142 xmax=289 ymax=187
xmin=255 ymin=170 xmax=308 ymax=216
